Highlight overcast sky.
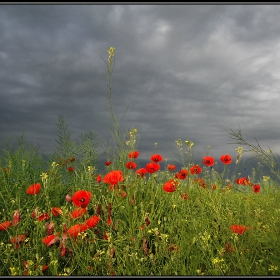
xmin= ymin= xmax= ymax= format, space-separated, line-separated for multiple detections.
xmin=1 ymin=4 xmax=280 ymax=170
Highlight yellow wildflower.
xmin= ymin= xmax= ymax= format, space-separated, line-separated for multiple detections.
xmin=40 ymin=172 xmax=48 ymax=184
xmin=51 ymin=161 xmax=59 ymax=168
xmin=107 ymin=47 xmax=115 ymax=65
xmin=263 ymin=176 xmax=270 ymax=181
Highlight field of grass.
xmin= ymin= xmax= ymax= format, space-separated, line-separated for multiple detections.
xmin=0 ymin=47 xmax=280 ymax=276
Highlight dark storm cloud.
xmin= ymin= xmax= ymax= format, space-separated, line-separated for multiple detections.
xmin=1 ymin=4 xmax=280 ymax=168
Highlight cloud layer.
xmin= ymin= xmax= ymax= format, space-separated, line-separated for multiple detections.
xmin=1 ymin=4 xmax=280 ymax=169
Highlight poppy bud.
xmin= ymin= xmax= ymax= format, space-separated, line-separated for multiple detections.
xmin=31 ymin=207 xmax=39 ymax=219
xmin=65 ymin=194 xmax=72 ymax=203
xmin=45 ymin=221 xmax=55 ymax=235
xmin=12 ymin=210 xmax=21 ymax=226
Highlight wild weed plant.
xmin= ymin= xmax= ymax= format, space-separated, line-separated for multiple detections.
xmin=0 ymin=48 xmax=280 ymax=276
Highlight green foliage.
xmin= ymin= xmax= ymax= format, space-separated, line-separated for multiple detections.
xmin=48 ymin=115 xmax=101 ymax=190
xmin=228 ymin=128 xmax=280 ymax=183
xmin=0 ymin=135 xmax=44 ymax=214
xmin=1 ymin=164 xmax=280 ymax=276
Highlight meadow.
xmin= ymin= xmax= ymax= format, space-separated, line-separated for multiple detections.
xmin=0 ymin=47 xmax=280 ymax=276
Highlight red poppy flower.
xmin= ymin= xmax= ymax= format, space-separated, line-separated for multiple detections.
xmin=26 ymin=183 xmax=41 ymax=195
xmin=0 ymin=220 xmax=12 ymax=231
xmin=145 ymin=217 xmax=151 ymax=226
xmin=45 ymin=221 xmax=55 ymax=235
xmin=253 ymin=184 xmax=261 ymax=193
xmin=85 ymin=216 xmax=101 ymax=228
xmin=67 ymin=166 xmax=75 ymax=172
xmin=42 ymin=233 xmax=60 ymax=247
xmin=126 ymin=161 xmax=137 ymax=170
xmin=135 ymin=168 xmax=147 ymax=177
xmin=103 ymin=170 xmax=124 ymax=185
xmin=175 ymin=169 xmax=188 ymax=180
xmin=180 ymin=192 xmax=189 ymax=200
xmin=105 ymin=161 xmax=112 ymax=166
xmin=69 ymin=157 xmax=76 ymax=162
xmin=12 ymin=210 xmax=21 ymax=226
xmin=235 ymin=177 xmax=252 ymax=186
xmin=220 ymin=154 xmax=232 ymax=165
xmin=168 ymin=243 xmax=180 ymax=252
xmin=194 ymin=178 xmax=207 ymax=189
xmin=96 ymin=174 xmax=102 ymax=183
xmin=37 ymin=212 xmax=50 ymax=221
xmin=51 ymin=207 xmax=63 ymax=216
xmin=167 ymin=164 xmax=176 ymax=171
xmin=10 ymin=234 xmax=27 ymax=249
xmin=103 ymin=231 xmax=109 ymax=240
xmin=70 ymin=207 xmax=87 ymax=219
xmin=128 ymin=151 xmax=140 ymax=159
xmin=190 ymin=164 xmax=202 ymax=175
xmin=10 ymin=234 xmax=26 ymax=243
xmin=145 ymin=162 xmax=160 ymax=173
xmin=222 ymin=242 xmax=235 ymax=255
xmin=230 ymin=224 xmax=249 ymax=235
xmin=163 ymin=179 xmax=178 ymax=193
xmin=203 ymin=156 xmax=215 ymax=167
xmin=60 ymin=244 xmax=67 ymax=257
xmin=68 ymin=223 xmax=88 ymax=238
xmin=31 ymin=207 xmax=39 ymax=219
xmin=72 ymin=190 xmax=92 ymax=208
xmin=151 ymin=154 xmax=163 ymax=163
xmin=42 ymin=265 xmax=49 ymax=272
